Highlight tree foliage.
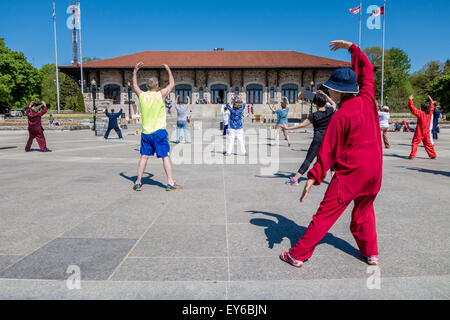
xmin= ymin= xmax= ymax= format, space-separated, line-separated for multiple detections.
xmin=40 ymin=64 xmax=85 ymax=112
xmin=0 ymin=38 xmax=41 ymax=110
xmin=410 ymin=61 xmax=446 ymax=105
xmin=428 ymin=72 xmax=450 ymax=115
xmin=364 ymin=46 xmax=413 ymax=111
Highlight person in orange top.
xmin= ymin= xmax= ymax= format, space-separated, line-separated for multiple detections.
xmin=408 ymin=95 xmax=437 ymax=160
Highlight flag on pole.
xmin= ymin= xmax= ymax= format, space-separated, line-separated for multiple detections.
xmin=349 ymin=6 xmax=361 ymax=14
xmin=370 ymin=5 xmax=385 ymax=16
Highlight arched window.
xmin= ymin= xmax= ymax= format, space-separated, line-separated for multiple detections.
xmin=235 ymin=87 xmax=239 ymax=96
xmin=199 ymin=87 xmax=204 ymax=99
xmin=246 ymin=84 xmax=263 ymax=104
xmin=211 ymin=84 xmax=228 ymax=104
xmin=175 ymin=84 xmax=192 ymax=104
xmin=104 ymin=84 xmax=121 ymax=104
xmin=282 ymin=84 xmax=298 ymax=104
xmin=270 ymin=87 xmax=275 ymax=100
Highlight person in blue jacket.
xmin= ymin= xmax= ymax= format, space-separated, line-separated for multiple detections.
xmin=431 ymin=103 xmax=441 ymax=141
xmin=104 ymin=108 xmax=123 ymax=139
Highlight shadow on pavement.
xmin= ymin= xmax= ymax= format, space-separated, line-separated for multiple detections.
xmin=247 ymin=210 xmax=362 ymax=260
xmin=0 ymin=146 xmax=17 ymax=150
xmin=405 ymin=167 xmax=450 ymax=177
xmin=119 ymin=172 xmax=167 ymax=189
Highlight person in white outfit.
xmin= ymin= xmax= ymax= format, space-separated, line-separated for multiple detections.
xmin=378 ymin=106 xmax=391 ymax=149
xmin=221 ymin=105 xmax=230 ymax=136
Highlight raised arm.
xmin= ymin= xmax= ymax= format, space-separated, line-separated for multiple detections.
xmin=39 ymin=101 xmax=48 ymax=116
xmin=133 ymin=62 xmax=144 ymax=97
xmin=316 ymin=90 xmax=337 ymax=111
xmin=330 ymin=40 xmax=375 ymax=101
xmin=160 ymin=64 xmax=175 ymax=99
xmin=408 ymin=96 xmax=420 ymax=117
xmin=187 ymin=95 xmax=191 ymax=105
xmin=267 ymin=103 xmax=276 ymax=113
xmin=26 ymin=101 xmax=34 ymax=113
xmin=428 ymin=95 xmax=435 ymax=114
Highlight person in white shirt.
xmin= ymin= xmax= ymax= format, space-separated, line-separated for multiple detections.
xmin=378 ymin=106 xmax=391 ymax=149
xmin=221 ymin=105 xmax=230 ymax=136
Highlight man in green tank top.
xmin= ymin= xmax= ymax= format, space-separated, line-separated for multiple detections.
xmin=132 ymin=62 xmax=181 ymax=192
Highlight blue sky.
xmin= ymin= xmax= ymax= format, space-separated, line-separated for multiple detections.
xmin=1 ymin=0 xmax=449 ymax=72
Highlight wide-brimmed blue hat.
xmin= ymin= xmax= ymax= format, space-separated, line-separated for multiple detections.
xmin=323 ymin=68 xmax=359 ymax=94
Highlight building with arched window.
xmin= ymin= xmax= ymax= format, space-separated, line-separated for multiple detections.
xmin=60 ymin=50 xmax=349 ymax=116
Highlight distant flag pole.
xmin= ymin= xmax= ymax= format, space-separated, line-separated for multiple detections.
xmin=53 ymin=0 xmax=61 ymax=114
xmin=349 ymin=4 xmax=362 ymax=47
xmin=359 ymin=0 xmax=363 ymax=48
xmin=77 ymin=0 xmax=85 ymax=97
xmin=381 ymin=0 xmax=386 ymax=106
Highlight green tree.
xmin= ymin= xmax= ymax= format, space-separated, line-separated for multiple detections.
xmin=428 ymin=72 xmax=450 ymax=115
xmin=364 ymin=46 xmax=413 ymax=111
xmin=40 ymin=63 xmax=85 ymax=112
xmin=0 ymin=38 xmax=41 ymax=110
xmin=410 ymin=61 xmax=445 ymax=105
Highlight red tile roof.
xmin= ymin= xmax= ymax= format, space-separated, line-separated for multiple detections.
xmin=61 ymin=51 xmax=350 ymax=69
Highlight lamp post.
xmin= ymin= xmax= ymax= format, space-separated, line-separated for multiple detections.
xmin=309 ymin=81 xmax=315 ymax=114
xmin=91 ymin=79 xmax=97 ymax=133
xmin=127 ymin=81 xmax=132 ymax=122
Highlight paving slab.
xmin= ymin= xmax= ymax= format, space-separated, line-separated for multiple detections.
xmin=0 ymin=238 xmax=137 ymax=280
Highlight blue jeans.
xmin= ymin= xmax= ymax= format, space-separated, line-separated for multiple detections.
xmin=176 ymin=120 xmax=190 ymax=143
xmin=223 ymin=124 xmax=229 ymax=136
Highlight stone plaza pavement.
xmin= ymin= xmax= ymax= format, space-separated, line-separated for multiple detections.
xmin=0 ymin=123 xmax=449 ymax=300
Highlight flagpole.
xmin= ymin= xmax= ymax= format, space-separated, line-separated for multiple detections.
xmin=381 ymin=0 xmax=386 ymax=106
xmin=359 ymin=0 xmax=362 ymax=47
xmin=53 ymin=0 xmax=61 ymax=114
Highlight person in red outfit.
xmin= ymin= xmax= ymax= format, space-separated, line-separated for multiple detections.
xmin=280 ymin=40 xmax=382 ymax=268
xmin=25 ymin=100 xmax=51 ymax=152
xmin=407 ymin=95 xmax=437 ymax=160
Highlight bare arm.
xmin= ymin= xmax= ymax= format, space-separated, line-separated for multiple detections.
xmin=133 ymin=62 xmax=144 ymax=97
xmin=187 ymin=95 xmax=191 ymax=105
xmin=160 ymin=64 xmax=175 ymax=99
xmin=267 ymin=103 xmax=276 ymax=113
xmin=281 ymin=119 xmax=311 ymax=130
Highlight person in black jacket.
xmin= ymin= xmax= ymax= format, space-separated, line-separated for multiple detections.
xmin=104 ymin=108 xmax=123 ymax=139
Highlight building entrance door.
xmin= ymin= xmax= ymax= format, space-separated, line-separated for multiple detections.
xmin=211 ymin=84 xmax=228 ymax=104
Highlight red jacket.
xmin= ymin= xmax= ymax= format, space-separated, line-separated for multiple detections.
xmin=26 ymin=105 xmax=47 ymax=130
xmin=307 ymin=44 xmax=383 ymax=203
xmin=409 ymin=99 xmax=434 ymax=138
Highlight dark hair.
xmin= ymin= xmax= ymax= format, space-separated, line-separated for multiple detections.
xmin=420 ymin=103 xmax=430 ymax=114
xmin=317 ymin=84 xmax=329 ymax=96
xmin=111 ymin=109 xmax=115 ymax=113
xmin=313 ymin=93 xmax=327 ymax=108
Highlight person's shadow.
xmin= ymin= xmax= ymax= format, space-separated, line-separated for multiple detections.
xmin=119 ymin=172 xmax=166 ymax=189
xmin=247 ymin=210 xmax=363 ymax=260
xmin=405 ymin=167 xmax=450 ymax=178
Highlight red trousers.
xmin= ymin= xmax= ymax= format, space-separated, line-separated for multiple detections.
xmin=25 ymin=128 xmax=47 ymax=151
xmin=409 ymin=133 xmax=436 ymax=158
xmin=289 ymin=177 xmax=378 ymax=261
